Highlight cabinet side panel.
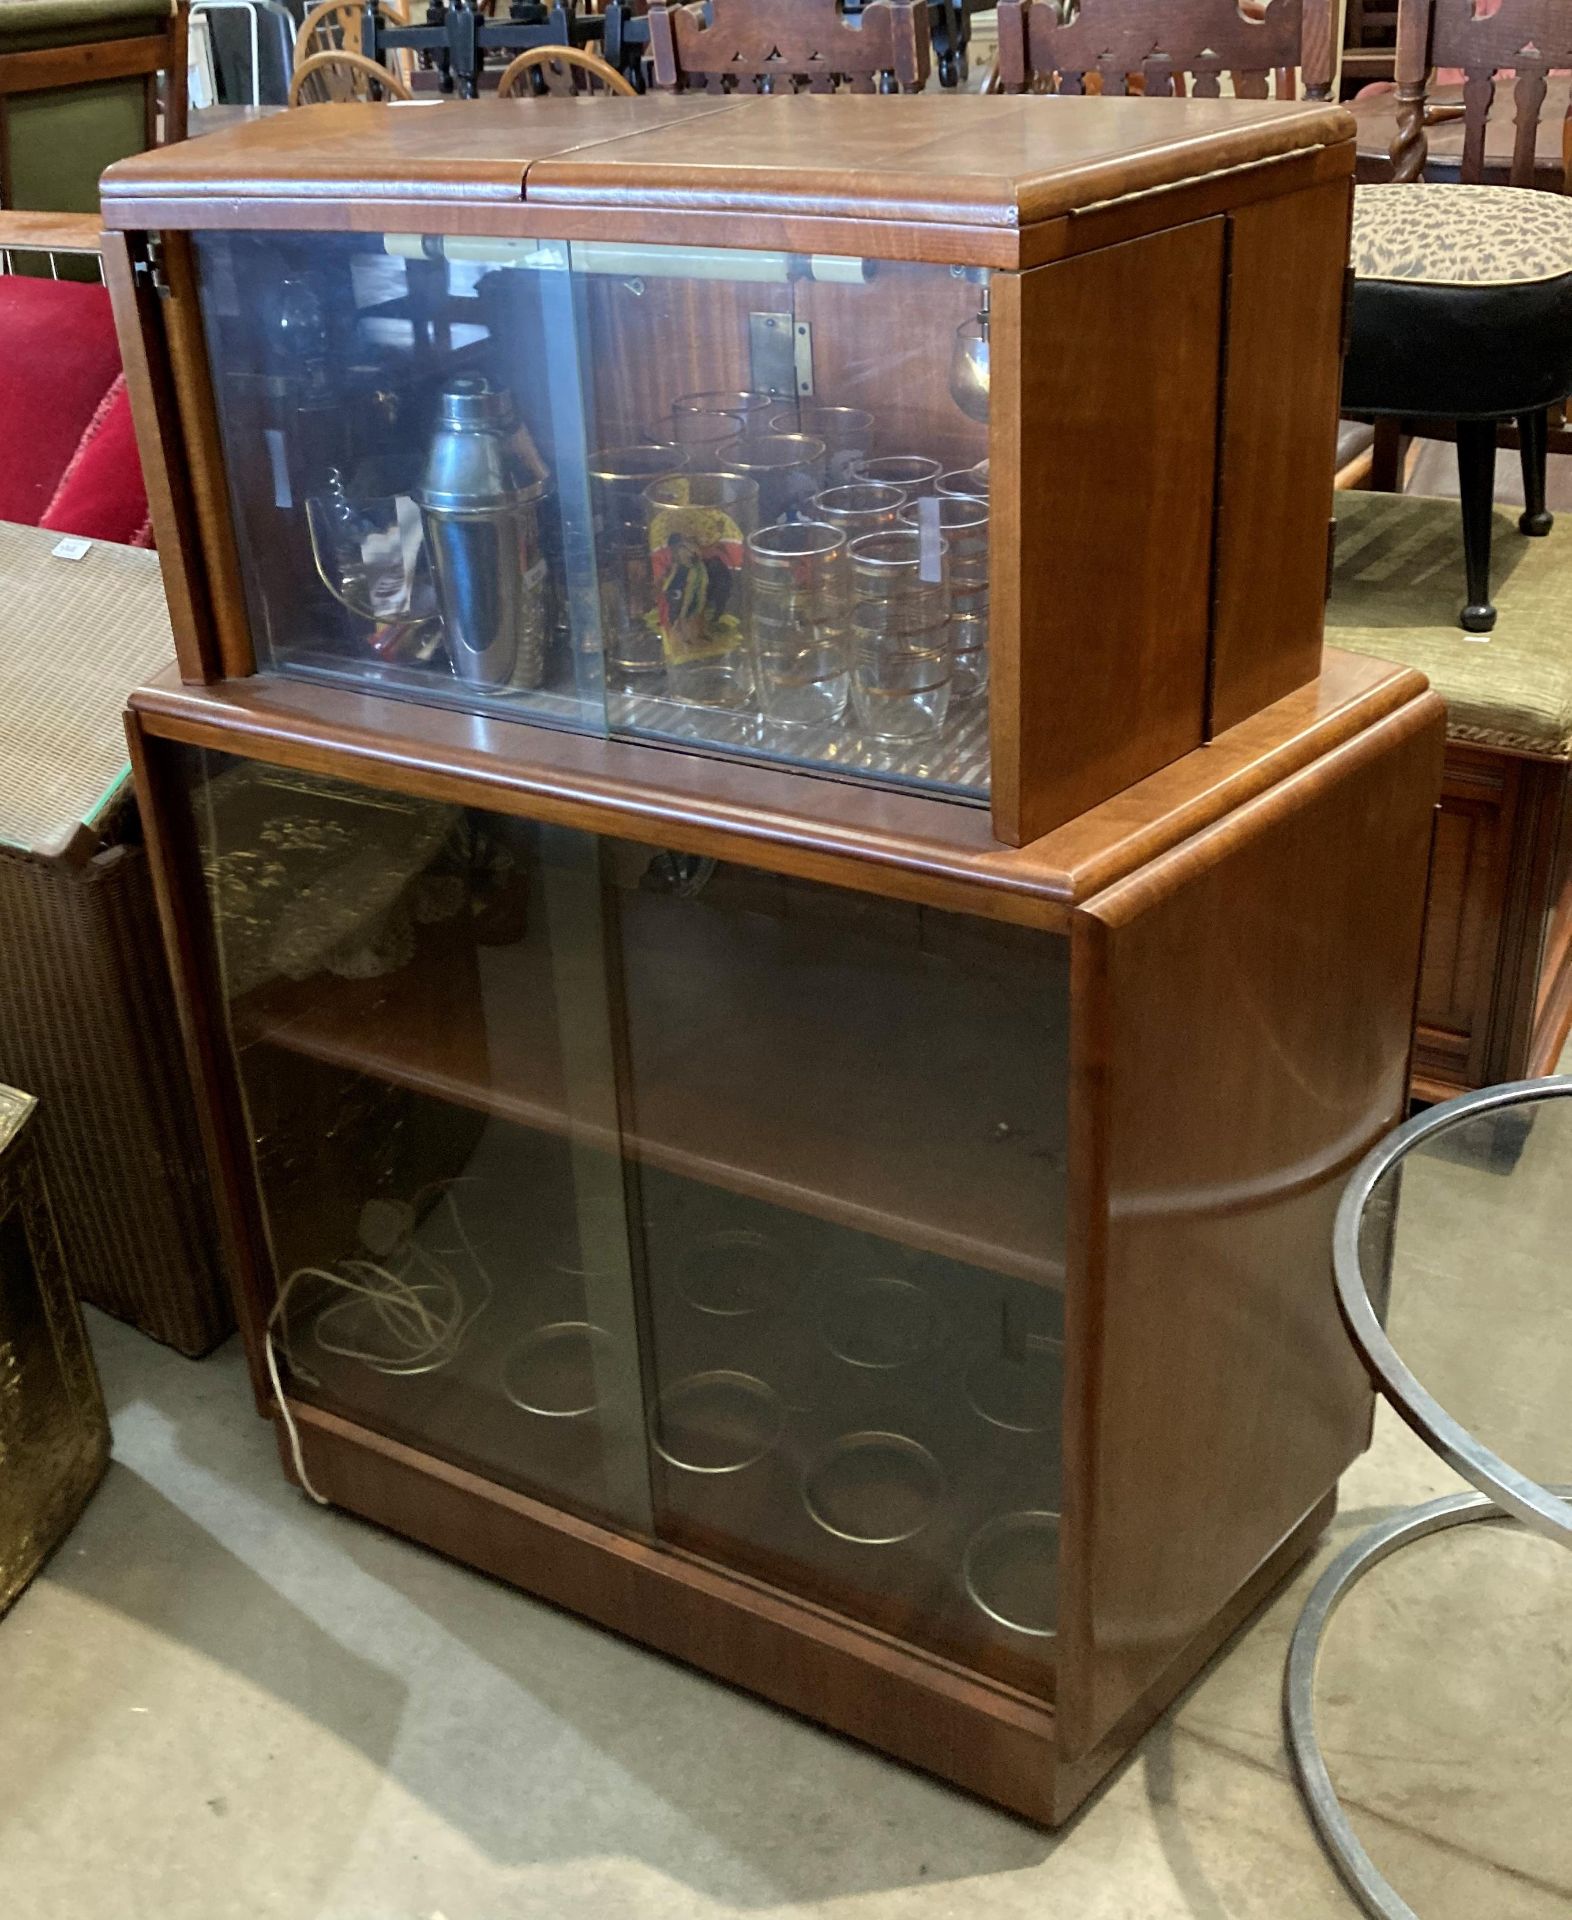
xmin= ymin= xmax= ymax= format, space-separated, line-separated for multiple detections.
xmin=103 ymin=230 xmax=220 ymax=682
xmin=1060 ymin=693 xmax=1443 ymax=1760
xmin=1209 ymin=180 xmax=1352 ymax=737
xmin=992 ymin=220 xmax=1224 ymax=846
xmin=159 ymin=232 xmax=256 ymax=680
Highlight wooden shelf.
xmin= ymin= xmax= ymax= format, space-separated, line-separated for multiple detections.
xmin=231 ymin=878 xmax=1068 ymax=1287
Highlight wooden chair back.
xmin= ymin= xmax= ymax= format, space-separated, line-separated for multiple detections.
xmin=293 ymin=0 xmax=409 ymax=73
xmin=648 ymin=0 xmax=931 ymax=94
xmin=289 ymin=46 xmax=414 ymax=102
xmin=1390 ymin=0 xmax=1572 ymax=182
xmin=997 ymin=0 xmax=1334 ymax=100
xmin=496 ymin=44 xmax=638 ymax=94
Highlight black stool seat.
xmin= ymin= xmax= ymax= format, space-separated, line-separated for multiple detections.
xmin=1344 ymin=183 xmax=1572 ymax=631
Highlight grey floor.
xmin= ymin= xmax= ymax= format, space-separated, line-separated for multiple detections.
xmin=1 ymin=1251 xmax=1567 ymax=1920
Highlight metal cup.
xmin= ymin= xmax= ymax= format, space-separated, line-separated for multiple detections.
xmin=417 ymin=375 xmax=549 ymax=693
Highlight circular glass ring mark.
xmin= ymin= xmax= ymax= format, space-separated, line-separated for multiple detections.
xmin=802 ymin=1431 xmax=944 ymax=1545
xmin=964 ymin=1333 xmax=1064 ymax=1435
xmin=963 ymin=1509 xmax=1061 ymax=1638
xmin=676 ymin=1229 xmax=794 ymax=1319
xmin=502 ymin=1321 xmax=614 ymax=1419
xmin=651 ymin=1370 xmax=785 ymax=1475
xmin=818 ymin=1274 xmax=939 ymax=1371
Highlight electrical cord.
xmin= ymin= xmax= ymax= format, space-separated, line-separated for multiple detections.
xmin=266 ymin=1180 xmax=494 ymax=1506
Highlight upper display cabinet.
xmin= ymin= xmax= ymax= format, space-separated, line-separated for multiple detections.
xmin=102 ymin=94 xmax=1357 ymax=844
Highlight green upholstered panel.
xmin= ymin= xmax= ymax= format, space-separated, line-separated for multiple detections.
xmin=0 ymin=1 xmax=170 ymax=55
xmin=5 ymin=79 xmax=148 ymax=214
xmin=1327 ymin=490 xmax=1572 ymax=760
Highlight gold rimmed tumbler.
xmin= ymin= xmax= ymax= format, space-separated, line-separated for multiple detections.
xmin=745 ymin=519 xmax=852 ymax=729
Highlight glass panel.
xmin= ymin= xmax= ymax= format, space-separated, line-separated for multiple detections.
xmin=195 ymin=230 xmax=604 ymax=732
xmin=579 ymin=248 xmax=991 ymax=798
xmin=186 ymin=748 xmax=651 ymax=1534
xmin=196 ymin=230 xmax=989 ymax=799
xmin=1360 ymin=1096 xmax=1572 ymax=1494
xmin=608 ymin=849 xmax=1066 ymax=1694
xmin=182 ymin=754 xmax=1065 ymax=1683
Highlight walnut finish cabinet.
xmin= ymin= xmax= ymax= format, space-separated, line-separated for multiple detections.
xmin=105 ymin=95 xmax=1442 ymax=1825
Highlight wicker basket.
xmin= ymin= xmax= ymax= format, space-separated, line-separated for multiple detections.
xmin=0 ymin=522 xmax=230 ymax=1355
xmin=0 ymin=1083 xmax=111 ymax=1616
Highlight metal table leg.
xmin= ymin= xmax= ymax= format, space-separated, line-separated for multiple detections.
xmin=1284 ymin=1486 xmax=1572 ymax=1920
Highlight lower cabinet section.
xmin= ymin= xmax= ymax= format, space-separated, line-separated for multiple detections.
xmin=133 ymin=669 xmax=1442 ymax=1825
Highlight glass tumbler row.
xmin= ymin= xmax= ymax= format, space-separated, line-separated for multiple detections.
xmin=590 ymin=447 xmax=989 ymax=737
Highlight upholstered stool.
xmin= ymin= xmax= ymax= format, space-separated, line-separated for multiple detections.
xmin=1344 ymin=182 xmax=1572 ymax=633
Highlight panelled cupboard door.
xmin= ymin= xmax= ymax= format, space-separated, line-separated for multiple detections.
xmin=1056 ymin=693 xmax=1444 ymax=1759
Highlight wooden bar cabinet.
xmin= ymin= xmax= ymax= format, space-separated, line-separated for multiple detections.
xmin=105 ymin=94 xmax=1442 ymax=1825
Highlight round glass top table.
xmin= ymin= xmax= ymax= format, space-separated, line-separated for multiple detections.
xmin=1286 ymin=1076 xmax=1572 ymax=1920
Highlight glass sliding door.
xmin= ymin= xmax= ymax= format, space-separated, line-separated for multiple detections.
xmin=606 ymin=846 xmax=1068 ymax=1693
xmin=181 ymin=752 xmax=1068 ymax=1687
xmin=184 ymin=749 xmax=652 ymax=1535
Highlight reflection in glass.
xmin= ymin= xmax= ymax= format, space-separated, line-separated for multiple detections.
xmin=196 ymin=230 xmax=990 ymax=797
xmin=1364 ymin=1097 xmax=1572 ymax=1493
xmin=183 ymin=752 xmax=1068 ymax=1693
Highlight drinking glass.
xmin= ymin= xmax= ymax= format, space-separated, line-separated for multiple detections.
xmin=848 ymin=529 xmax=952 ymax=743
xmin=768 ymin=405 xmax=874 ymax=484
xmin=811 ymin=482 xmax=908 ymax=541
xmin=936 ymin=466 xmax=989 ymax=500
xmin=746 ymin=520 xmax=851 ymax=729
xmin=661 ymin=411 xmax=739 ymax=458
xmin=899 ymin=492 xmax=988 ymax=700
xmin=671 ymin=390 xmax=775 ymax=433
xmin=590 ymin=443 xmax=685 ymax=689
xmin=643 ymin=471 xmax=759 ymax=707
xmin=850 ymin=454 xmax=943 ymax=499
xmin=718 ymin=433 xmax=827 ymax=525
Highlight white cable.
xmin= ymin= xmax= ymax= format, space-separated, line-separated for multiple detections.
xmin=267 ymin=1182 xmax=495 ymax=1508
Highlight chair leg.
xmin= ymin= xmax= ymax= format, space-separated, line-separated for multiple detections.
xmin=1518 ymin=408 xmax=1553 ymax=536
xmin=1456 ymin=418 xmax=1498 ymax=633
xmin=1369 ymin=417 xmax=1410 ymax=492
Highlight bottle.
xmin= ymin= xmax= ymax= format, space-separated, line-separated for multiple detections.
xmin=417 ymin=375 xmax=548 ymax=692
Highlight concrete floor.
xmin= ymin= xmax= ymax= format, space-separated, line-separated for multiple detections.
xmin=0 ymin=1252 xmax=1566 ymax=1920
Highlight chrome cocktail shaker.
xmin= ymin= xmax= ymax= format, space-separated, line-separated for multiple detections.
xmin=417 ymin=375 xmax=548 ymax=692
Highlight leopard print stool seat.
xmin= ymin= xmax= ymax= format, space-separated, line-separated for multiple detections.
xmin=1343 ymin=182 xmax=1572 ymax=632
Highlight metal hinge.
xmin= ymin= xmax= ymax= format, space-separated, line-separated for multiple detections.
xmin=130 ymin=234 xmax=170 ymax=297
